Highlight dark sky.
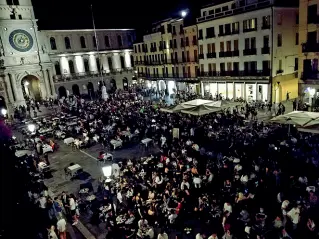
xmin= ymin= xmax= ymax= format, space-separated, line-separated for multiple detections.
xmin=31 ymin=0 xmax=212 ymax=32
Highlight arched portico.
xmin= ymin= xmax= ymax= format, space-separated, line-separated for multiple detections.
xmin=21 ymin=75 xmax=42 ymax=101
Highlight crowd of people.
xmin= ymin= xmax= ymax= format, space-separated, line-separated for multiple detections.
xmin=40 ymin=92 xmax=318 ymax=239
xmin=6 ymin=89 xmax=319 ymax=239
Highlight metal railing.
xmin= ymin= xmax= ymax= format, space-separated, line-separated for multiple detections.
xmin=53 ymin=68 xmax=134 ymax=82
xmin=199 ymin=70 xmax=270 ymax=77
xmin=197 ymin=0 xmax=273 ymax=23
xmin=302 ymin=42 xmax=319 ymax=52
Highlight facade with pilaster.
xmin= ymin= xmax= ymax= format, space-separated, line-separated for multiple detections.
xmin=298 ymin=0 xmax=319 ymax=105
xmin=0 ymin=0 xmax=135 ymax=114
xmin=134 ymin=18 xmax=200 ymax=95
xmin=197 ymin=0 xmax=298 ymax=102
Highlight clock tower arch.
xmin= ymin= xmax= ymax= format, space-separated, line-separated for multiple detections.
xmin=0 ymin=0 xmax=55 ymax=112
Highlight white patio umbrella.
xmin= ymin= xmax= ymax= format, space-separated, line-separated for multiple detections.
xmin=270 ymin=111 xmax=319 ymax=134
xmin=270 ymin=111 xmax=319 ymax=127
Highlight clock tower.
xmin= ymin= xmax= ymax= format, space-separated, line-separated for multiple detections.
xmin=0 ymin=0 xmax=55 ymax=113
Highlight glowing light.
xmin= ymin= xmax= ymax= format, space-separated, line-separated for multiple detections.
xmin=181 ymin=10 xmax=187 ymax=18
xmin=24 ymin=81 xmax=29 ymax=86
xmin=1 ymin=108 xmax=7 ymax=116
xmin=27 ymin=124 xmax=36 ymax=133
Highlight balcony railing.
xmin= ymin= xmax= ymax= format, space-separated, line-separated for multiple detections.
xmin=198 ymin=36 xmax=203 ymax=40
xmin=135 ymin=61 xmax=145 ymax=65
xmin=276 ymin=69 xmax=284 ymax=74
xmin=232 ymin=50 xmax=239 ymax=57
xmin=197 ymin=0 xmax=272 ymax=23
xmin=138 ymin=73 xmax=200 ymax=80
xmin=198 ymin=70 xmax=270 ymax=77
xmin=302 ymin=71 xmax=319 ymax=80
xmin=261 ymin=47 xmax=270 ymax=54
xmin=308 ymin=15 xmax=319 ymax=24
xmin=243 ymin=48 xmax=257 ymax=56
xmin=261 ymin=24 xmax=271 ymax=30
xmin=302 ymin=42 xmax=319 ymax=52
xmin=207 ymin=52 xmax=217 ymax=58
xmin=54 ymin=68 xmax=134 ymax=82
xmin=243 ymin=27 xmax=257 ymax=33
xmin=206 ymin=34 xmax=216 ymax=39
xmin=225 ymin=51 xmax=233 ymax=57
xmin=144 ymin=61 xmax=164 ymax=66
xmin=219 ymin=52 xmax=225 ymax=57
xmin=199 ymin=54 xmax=204 ymax=59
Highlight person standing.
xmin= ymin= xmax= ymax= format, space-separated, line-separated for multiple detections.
xmin=69 ymin=194 xmax=78 ymax=225
xmin=57 ymin=216 xmax=67 ymax=239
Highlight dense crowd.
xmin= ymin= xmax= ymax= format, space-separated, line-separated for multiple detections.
xmin=47 ymin=93 xmax=319 ymax=239
xmin=6 ymin=90 xmax=319 ymax=239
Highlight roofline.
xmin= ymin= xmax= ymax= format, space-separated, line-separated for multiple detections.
xmin=41 ymin=29 xmax=135 ymax=32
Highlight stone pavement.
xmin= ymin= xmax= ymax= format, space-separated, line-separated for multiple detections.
xmin=44 ymin=140 xmax=159 ymax=239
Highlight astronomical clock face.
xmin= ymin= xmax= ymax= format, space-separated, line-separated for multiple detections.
xmin=9 ymin=29 xmax=34 ymax=52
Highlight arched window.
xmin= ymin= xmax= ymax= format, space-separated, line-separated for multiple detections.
xmin=80 ymin=36 xmax=86 ymax=48
xmin=105 ymin=36 xmax=110 ymax=47
xmin=64 ymin=37 xmax=71 ymax=49
xmin=96 ymin=58 xmax=101 ymax=72
xmin=50 ymin=37 xmax=57 ymax=50
xmin=84 ymin=59 xmax=90 ymax=72
xmin=54 ymin=62 xmax=61 ymax=75
xmin=117 ymin=35 xmax=123 ymax=47
xmin=69 ymin=60 xmax=75 ymax=74
xmin=93 ymin=36 xmax=97 ymax=48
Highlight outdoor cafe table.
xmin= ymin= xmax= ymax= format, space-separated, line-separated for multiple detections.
xmin=67 ymin=164 xmax=82 ymax=177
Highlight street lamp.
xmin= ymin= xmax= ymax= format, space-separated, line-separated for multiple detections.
xmin=28 ymin=124 xmax=36 ymax=133
xmin=27 ymin=124 xmax=38 ymax=157
xmin=102 ymin=163 xmax=118 ymax=230
xmin=181 ymin=10 xmax=188 ymax=18
xmin=102 ymin=164 xmax=112 ymax=183
xmin=1 ymin=108 xmax=7 ymax=116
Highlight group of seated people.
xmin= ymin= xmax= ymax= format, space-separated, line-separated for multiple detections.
xmin=54 ymin=93 xmax=319 ymax=239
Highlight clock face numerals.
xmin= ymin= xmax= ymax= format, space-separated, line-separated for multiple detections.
xmin=9 ymin=29 xmax=34 ymax=52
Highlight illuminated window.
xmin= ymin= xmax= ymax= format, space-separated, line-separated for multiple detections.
xmin=50 ymin=37 xmax=57 ymax=50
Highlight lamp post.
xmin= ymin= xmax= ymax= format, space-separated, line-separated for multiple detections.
xmin=27 ymin=124 xmax=38 ymax=157
xmin=102 ymin=163 xmax=117 ymax=229
xmin=1 ymin=108 xmax=7 ymax=118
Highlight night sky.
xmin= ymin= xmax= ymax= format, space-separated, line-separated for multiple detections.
xmin=31 ymin=0 xmax=212 ymax=32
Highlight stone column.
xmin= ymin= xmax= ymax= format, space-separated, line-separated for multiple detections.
xmin=200 ymin=82 xmax=204 ymax=97
xmin=75 ymin=55 xmax=85 ymax=74
xmin=47 ymin=70 xmax=56 ymax=97
xmin=225 ymin=82 xmax=228 ymax=99
xmin=89 ymin=54 xmax=98 ymax=72
xmin=112 ymin=53 xmax=121 ymax=71
xmin=255 ymin=82 xmax=258 ymax=101
xmin=60 ymin=56 xmax=70 ymax=75
xmin=101 ymin=54 xmax=110 ymax=73
xmin=43 ymin=70 xmax=52 ymax=96
xmin=4 ymin=74 xmax=14 ymax=103
xmin=10 ymin=73 xmax=25 ymax=105
xmin=243 ymin=82 xmax=246 ymax=100
xmin=233 ymin=82 xmax=236 ymax=99
xmin=124 ymin=52 xmax=132 ymax=68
